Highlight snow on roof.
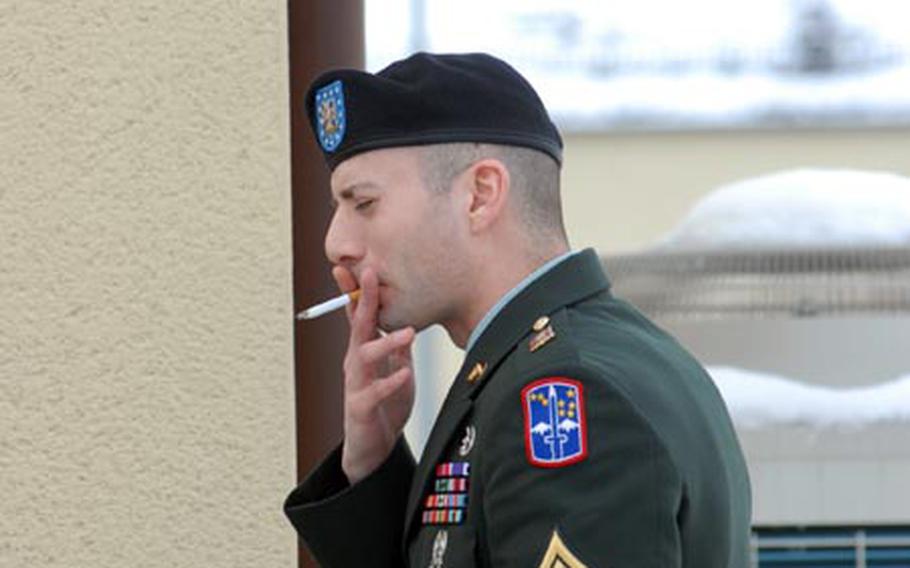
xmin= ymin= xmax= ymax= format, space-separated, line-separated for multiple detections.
xmin=707 ymin=365 xmax=910 ymax=429
xmin=654 ymin=169 xmax=910 ymax=251
xmin=532 ymin=66 xmax=910 ymax=132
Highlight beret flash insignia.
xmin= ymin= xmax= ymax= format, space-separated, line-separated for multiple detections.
xmin=314 ymin=80 xmax=346 ymax=152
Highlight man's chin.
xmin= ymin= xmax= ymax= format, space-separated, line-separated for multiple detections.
xmin=378 ymin=320 xmax=411 ymax=334
xmin=377 ymin=311 xmax=405 ymax=333
xmin=379 ymin=310 xmax=429 ymax=334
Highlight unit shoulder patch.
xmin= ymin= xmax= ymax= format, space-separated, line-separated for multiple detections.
xmin=521 ymin=377 xmax=588 ymax=468
xmin=538 ymin=530 xmax=588 ymax=568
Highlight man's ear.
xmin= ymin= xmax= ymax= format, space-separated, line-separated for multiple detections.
xmin=466 ymin=158 xmax=510 ymax=233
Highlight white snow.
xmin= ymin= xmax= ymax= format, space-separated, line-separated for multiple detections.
xmin=707 ymin=365 xmax=910 ymax=429
xmin=367 ymin=0 xmax=910 ymax=131
xmin=652 ymin=169 xmax=910 ymax=250
xmin=531 ymin=66 xmax=910 ymax=131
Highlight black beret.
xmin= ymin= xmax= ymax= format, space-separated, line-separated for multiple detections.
xmin=305 ymin=52 xmax=563 ymax=171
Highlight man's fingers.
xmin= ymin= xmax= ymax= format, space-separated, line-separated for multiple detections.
xmin=388 ymin=341 xmax=413 ymax=369
xmin=369 ymin=366 xmax=413 ymax=403
xmin=332 ymin=265 xmax=358 ymax=293
xmin=351 ymin=268 xmax=379 ymax=344
xmin=358 ymin=327 xmax=414 ymax=366
xmin=332 ymin=265 xmax=358 ymax=323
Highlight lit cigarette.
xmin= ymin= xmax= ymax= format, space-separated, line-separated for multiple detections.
xmin=296 ymin=290 xmax=362 ymax=320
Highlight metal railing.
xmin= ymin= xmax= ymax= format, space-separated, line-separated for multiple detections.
xmin=604 ymin=247 xmax=910 ymax=319
xmin=750 ymin=529 xmax=910 ymax=567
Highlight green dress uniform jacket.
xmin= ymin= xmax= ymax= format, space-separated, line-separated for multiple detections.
xmin=285 ymin=249 xmax=752 ymax=567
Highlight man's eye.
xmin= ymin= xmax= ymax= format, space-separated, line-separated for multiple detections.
xmin=355 ymin=199 xmax=375 ymax=211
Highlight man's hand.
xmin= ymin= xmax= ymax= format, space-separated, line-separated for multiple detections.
xmin=333 ymin=265 xmax=416 ymax=485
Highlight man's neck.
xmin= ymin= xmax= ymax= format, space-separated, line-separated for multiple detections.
xmin=442 ymin=245 xmax=570 ymax=349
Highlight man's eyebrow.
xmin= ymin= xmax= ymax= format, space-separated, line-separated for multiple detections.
xmin=330 ymin=182 xmax=381 ymax=206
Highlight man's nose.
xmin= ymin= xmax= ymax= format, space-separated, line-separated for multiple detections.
xmin=324 ymin=209 xmax=364 ymax=266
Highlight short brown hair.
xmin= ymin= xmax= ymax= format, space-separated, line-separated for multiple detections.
xmin=418 ymin=143 xmax=568 ymax=247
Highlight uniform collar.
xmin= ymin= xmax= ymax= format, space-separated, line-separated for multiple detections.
xmin=457 ymin=247 xmax=611 ymax=400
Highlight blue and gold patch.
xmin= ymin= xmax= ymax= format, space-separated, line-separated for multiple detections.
xmin=522 ymin=378 xmax=588 ymax=468
xmin=314 ymin=80 xmax=346 ymax=152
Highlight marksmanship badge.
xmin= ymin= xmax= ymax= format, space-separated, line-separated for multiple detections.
xmin=314 ymin=80 xmax=346 ymax=152
xmin=429 ymin=529 xmax=448 ymax=568
xmin=458 ymin=425 xmax=476 ymax=456
xmin=522 ymin=377 xmax=587 ymax=468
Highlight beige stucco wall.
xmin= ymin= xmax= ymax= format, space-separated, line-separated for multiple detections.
xmin=0 ymin=2 xmax=295 ymax=567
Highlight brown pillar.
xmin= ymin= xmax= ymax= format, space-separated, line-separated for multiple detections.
xmin=287 ymin=1 xmax=364 ymax=566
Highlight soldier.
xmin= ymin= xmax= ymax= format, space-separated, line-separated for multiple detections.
xmin=285 ymin=52 xmax=751 ymax=567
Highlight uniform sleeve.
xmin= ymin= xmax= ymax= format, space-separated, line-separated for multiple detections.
xmin=477 ymin=364 xmax=684 ymax=568
xmin=283 ymin=437 xmax=416 ymax=568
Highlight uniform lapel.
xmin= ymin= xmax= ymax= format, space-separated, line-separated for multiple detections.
xmin=401 ymin=249 xmax=611 ymax=545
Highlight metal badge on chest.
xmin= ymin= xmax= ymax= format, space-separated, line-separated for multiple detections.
xmin=529 ymin=315 xmax=556 ymax=352
xmin=428 ymin=529 xmax=448 ymax=568
xmin=458 ymin=425 xmax=476 ymax=456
